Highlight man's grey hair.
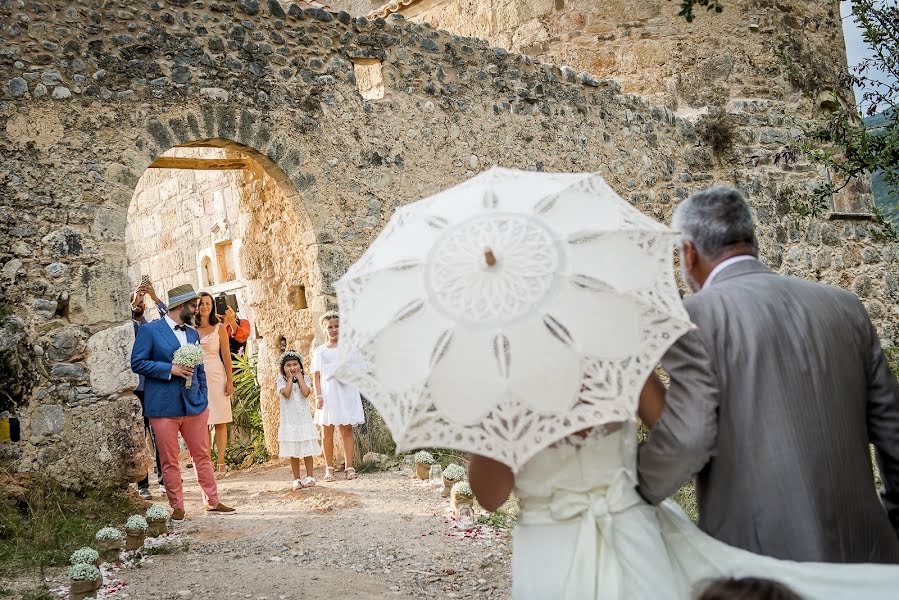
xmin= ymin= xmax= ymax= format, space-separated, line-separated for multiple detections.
xmin=671 ymin=186 xmax=757 ymax=259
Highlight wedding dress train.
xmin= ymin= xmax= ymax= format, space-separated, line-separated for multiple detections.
xmin=511 ymin=422 xmax=898 ymax=599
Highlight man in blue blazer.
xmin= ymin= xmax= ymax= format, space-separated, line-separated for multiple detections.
xmin=131 ymin=283 xmax=234 ymax=520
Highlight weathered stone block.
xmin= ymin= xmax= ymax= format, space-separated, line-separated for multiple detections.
xmin=31 ymin=404 xmax=65 ymax=436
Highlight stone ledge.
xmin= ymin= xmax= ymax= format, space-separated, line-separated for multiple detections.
xmin=826 ymin=212 xmax=876 ymax=221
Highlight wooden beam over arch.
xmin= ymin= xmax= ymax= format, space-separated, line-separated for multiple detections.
xmin=147 ymin=156 xmax=250 ymax=170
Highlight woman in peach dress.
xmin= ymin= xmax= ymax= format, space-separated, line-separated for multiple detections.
xmin=196 ymin=292 xmax=234 ymax=474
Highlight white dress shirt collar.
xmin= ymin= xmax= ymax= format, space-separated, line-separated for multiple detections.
xmin=702 ymin=255 xmax=757 ymax=290
xmin=164 ymin=314 xmax=188 ymax=347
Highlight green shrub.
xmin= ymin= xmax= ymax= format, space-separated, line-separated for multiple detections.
xmin=353 ymin=397 xmax=396 ymax=467
xmin=0 ymin=470 xmax=142 ymax=579
xmin=227 ymin=352 xmax=267 ymax=466
xmin=885 ymin=347 xmax=899 ymax=379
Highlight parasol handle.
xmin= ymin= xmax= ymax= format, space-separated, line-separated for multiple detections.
xmin=484 ymin=248 xmax=497 ymax=267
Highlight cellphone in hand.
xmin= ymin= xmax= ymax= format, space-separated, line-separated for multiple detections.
xmin=140 ymin=274 xmax=151 ymax=288
xmin=214 ymin=294 xmax=228 ymax=315
xmin=215 ymin=293 xmax=239 ymax=315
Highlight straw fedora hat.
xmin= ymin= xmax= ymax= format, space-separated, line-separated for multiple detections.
xmin=166 ymin=283 xmax=199 ymax=309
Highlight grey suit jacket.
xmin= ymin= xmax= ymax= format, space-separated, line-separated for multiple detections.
xmin=637 ymin=259 xmax=899 ymax=563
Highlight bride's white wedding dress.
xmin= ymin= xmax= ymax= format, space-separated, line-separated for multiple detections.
xmin=511 ymin=422 xmax=899 ymax=599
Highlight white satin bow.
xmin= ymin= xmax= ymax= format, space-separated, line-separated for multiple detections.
xmin=519 ymin=469 xmax=644 ymax=600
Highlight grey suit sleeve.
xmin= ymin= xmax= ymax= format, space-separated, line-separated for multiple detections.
xmin=637 ymin=327 xmax=720 ymax=504
xmin=864 ymin=319 xmax=899 ymax=539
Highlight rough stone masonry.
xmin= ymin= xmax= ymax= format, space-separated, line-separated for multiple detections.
xmin=0 ymin=0 xmax=895 ymax=488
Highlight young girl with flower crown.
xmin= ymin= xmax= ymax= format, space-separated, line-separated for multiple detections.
xmin=277 ymin=351 xmax=321 ymax=490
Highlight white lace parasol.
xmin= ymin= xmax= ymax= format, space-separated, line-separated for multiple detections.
xmin=334 ymin=167 xmax=693 ymax=472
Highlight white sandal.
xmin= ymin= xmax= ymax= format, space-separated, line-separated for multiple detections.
xmin=345 ymin=468 xmax=357 ymax=480
xmin=323 ymin=467 xmax=336 ymax=482
xmin=302 ymin=476 xmax=316 ymax=488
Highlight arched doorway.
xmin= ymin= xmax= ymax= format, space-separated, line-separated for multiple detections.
xmin=125 ymin=139 xmax=323 ymax=458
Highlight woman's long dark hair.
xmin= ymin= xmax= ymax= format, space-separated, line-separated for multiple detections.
xmin=195 ymin=292 xmax=220 ymax=327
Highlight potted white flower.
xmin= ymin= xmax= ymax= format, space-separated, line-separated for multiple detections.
xmin=145 ymin=505 xmax=170 ymax=537
xmin=94 ymin=527 xmax=122 ymax=563
xmin=450 ymin=480 xmax=475 ymax=515
xmin=124 ymin=515 xmax=149 ymax=551
xmin=413 ymin=450 xmax=435 ymax=480
xmin=68 ymin=563 xmax=102 ymax=600
xmin=69 ymin=546 xmax=100 ymax=567
xmin=442 ymin=463 xmax=466 ymax=498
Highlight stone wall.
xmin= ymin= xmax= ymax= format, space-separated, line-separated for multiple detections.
xmin=128 ymin=145 xmax=317 ymax=456
xmin=237 ymin=158 xmax=317 ymax=454
xmin=383 ymin=0 xmax=852 ymax=113
xmin=0 ymin=1 xmax=895 ymax=487
xmin=126 ymin=147 xmax=245 ymax=296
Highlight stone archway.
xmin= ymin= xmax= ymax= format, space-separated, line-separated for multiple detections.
xmin=124 ymin=133 xmax=327 ymax=457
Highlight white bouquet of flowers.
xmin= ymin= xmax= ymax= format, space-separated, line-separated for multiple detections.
xmin=172 ymin=343 xmax=204 ymax=389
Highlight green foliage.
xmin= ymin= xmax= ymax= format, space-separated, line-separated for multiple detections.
xmin=0 ymin=470 xmax=142 ymax=580
xmin=885 ymin=347 xmax=899 ymax=379
xmin=18 ymin=588 xmax=54 ymax=600
xmin=227 ymin=352 xmax=267 ymax=466
xmin=353 ymin=397 xmax=396 ymax=468
xmin=477 ymin=501 xmax=519 ymax=530
xmin=696 ymin=112 xmax=736 ymax=161
xmin=776 ymin=184 xmax=830 ymax=221
xmin=672 ymin=0 xmax=723 ymax=22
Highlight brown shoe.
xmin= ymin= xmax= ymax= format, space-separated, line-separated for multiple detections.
xmin=205 ymin=502 xmax=235 ymax=514
xmin=171 ymin=508 xmax=185 ymax=521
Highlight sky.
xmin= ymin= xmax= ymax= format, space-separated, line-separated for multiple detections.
xmin=841 ymin=0 xmax=894 ymax=108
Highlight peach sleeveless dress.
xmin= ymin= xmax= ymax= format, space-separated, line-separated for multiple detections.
xmin=200 ymin=323 xmax=232 ymax=425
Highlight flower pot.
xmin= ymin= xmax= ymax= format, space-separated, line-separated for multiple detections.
xmin=147 ymin=519 xmax=168 ymax=537
xmin=124 ymin=529 xmax=146 ymax=551
xmin=442 ymin=477 xmax=456 ymax=498
xmin=451 ymin=494 xmax=474 ymax=516
xmin=95 ymin=539 xmax=121 ymax=563
xmin=414 ymin=462 xmax=431 ymax=480
xmin=70 ymin=577 xmax=102 ymax=600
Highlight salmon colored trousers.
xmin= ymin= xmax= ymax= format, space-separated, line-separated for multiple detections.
xmin=150 ymin=408 xmax=219 ymax=510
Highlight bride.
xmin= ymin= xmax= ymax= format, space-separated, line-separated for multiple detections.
xmin=469 ymin=375 xmax=899 ymax=600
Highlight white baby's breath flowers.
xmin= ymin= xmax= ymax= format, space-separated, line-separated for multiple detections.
xmin=451 ymin=480 xmax=473 ymax=498
xmin=68 ymin=563 xmax=101 ymax=581
xmin=413 ymin=450 xmax=435 ymax=465
xmin=146 ymin=505 xmax=170 ymax=521
xmin=95 ymin=527 xmax=122 ymax=541
xmin=69 ymin=547 xmax=99 ymax=565
xmin=172 ymin=343 xmax=204 ymax=388
xmin=124 ymin=514 xmax=148 ymax=532
xmin=443 ymin=463 xmax=466 ymax=481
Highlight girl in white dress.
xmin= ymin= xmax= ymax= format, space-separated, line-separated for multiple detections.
xmin=277 ymin=351 xmax=321 ymax=491
xmin=469 ymin=376 xmax=899 ymax=600
xmin=312 ymin=311 xmax=365 ymax=482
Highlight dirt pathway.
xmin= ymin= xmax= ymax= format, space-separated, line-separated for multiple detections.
xmin=93 ymin=463 xmax=512 ymax=599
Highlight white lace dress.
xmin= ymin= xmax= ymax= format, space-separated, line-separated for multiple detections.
xmin=312 ymin=344 xmax=365 ymax=426
xmin=277 ymin=374 xmax=321 ymax=458
xmin=511 ymin=421 xmax=899 ymax=600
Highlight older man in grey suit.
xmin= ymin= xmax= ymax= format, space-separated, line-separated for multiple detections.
xmin=637 ymin=186 xmax=899 ymax=564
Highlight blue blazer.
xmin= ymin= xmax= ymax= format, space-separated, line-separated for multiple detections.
xmin=130 ymin=318 xmax=208 ymax=418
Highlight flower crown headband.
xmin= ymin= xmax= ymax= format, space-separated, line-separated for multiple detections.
xmin=280 ymin=351 xmax=304 ymax=363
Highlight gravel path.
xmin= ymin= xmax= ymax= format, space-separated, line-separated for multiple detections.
xmin=109 ymin=462 xmax=513 ymax=599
